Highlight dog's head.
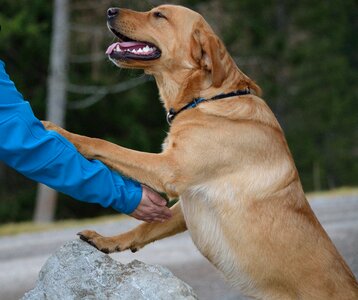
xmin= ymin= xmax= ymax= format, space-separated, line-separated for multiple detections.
xmin=106 ymin=5 xmax=229 ymax=88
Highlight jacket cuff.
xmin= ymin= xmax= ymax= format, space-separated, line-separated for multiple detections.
xmin=111 ymin=174 xmax=142 ymax=214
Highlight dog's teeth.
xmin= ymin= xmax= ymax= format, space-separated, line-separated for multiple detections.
xmin=119 ymin=45 xmax=156 ymax=55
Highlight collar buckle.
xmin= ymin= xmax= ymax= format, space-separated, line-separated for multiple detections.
xmin=166 ymin=109 xmax=176 ymax=125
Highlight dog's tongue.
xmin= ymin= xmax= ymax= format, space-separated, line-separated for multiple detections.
xmin=106 ymin=41 xmax=149 ymax=54
xmin=119 ymin=41 xmax=147 ymax=48
xmin=106 ymin=43 xmax=118 ymax=55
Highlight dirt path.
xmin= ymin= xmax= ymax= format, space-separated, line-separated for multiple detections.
xmin=0 ymin=194 xmax=357 ymax=300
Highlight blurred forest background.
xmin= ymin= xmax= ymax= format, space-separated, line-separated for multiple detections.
xmin=0 ymin=0 xmax=357 ymax=223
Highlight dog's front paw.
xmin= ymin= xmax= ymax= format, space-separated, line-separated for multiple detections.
xmin=78 ymin=230 xmax=141 ymax=254
xmin=42 ymin=120 xmax=58 ymax=131
xmin=41 ymin=121 xmax=69 ymax=137
xmin=42 ymin=120 xmax=91 ymax=156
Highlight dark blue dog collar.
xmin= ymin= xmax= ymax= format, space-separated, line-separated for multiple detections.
xmin=166 ymin=88 xmax=251 ymax=124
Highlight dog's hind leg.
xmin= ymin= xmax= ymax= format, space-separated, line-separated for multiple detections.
xmin=78 ymin=202 xmax=186 ymax=253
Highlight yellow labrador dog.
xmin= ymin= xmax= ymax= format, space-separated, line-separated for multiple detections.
xmin=44 ymin=5 xmax=358 ymax=299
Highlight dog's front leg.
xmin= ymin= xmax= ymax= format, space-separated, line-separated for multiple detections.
xmin=42 ymin=121 xmax=178 ymax=196
xmin=78 ymin=202 xmax=186 ymax=253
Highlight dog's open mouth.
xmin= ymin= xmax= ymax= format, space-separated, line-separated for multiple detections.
xmin=106 ymin=28 xmax=161 ymax=61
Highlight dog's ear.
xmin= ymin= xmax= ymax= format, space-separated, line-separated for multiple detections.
xmin=191 ymin=24 xmax=226 ymax=87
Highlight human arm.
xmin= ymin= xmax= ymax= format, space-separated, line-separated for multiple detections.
xmin=0 ymin=60 xmax=171 ymax=220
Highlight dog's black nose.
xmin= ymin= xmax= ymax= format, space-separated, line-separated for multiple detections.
xmin=107 ymin=7 xmax=119 ymax=19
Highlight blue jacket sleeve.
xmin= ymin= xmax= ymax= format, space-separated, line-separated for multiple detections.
xmin=0 ymin=60 xmax=142 ymax=214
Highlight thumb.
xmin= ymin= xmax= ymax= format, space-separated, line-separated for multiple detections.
xmin=149 ymin=192 xmax=167 ymax=207
xmin=142 ymin=185 xmax=167 ymax=206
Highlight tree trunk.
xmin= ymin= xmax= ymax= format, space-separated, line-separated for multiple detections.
xmin=0 ymin=162 xmax=5 ymax=194
xmin=313 ymin=160 xmax=321 ymax=191
xmin=34 ymin=0 xmax=69 ymax=223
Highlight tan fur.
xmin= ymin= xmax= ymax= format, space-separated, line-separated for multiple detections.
xmin=43 ymin=5 xmax=358 ymax=299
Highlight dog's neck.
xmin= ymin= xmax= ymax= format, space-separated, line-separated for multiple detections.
xmin=152 ymin=63 xmax=255 ymax=114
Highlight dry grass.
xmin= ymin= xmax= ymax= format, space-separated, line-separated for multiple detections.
xmin=0 ymin=214 xmax=128 ymax=237
xmin=307 ymin=186 xmax=358 ymax=199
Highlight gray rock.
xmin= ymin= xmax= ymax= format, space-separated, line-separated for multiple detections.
xmin=22 ymin=239 xmax=198 ymax=300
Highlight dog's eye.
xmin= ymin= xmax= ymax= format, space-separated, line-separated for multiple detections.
xmin=153 ymin=11 xmax=166 ymax=19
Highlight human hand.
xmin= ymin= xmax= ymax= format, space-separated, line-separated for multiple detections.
xmin=130 ymin=185 xmax=172 ymax=223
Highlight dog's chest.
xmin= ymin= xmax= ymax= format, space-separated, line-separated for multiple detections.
xmin=180 ymin=193 xmax=221 ymax=260
xmin=180 ymin=185 xmax=251 ymax=288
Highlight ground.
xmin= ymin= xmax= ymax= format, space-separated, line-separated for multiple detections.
xmin=0 ymin=192 xmax=357 ymax=299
